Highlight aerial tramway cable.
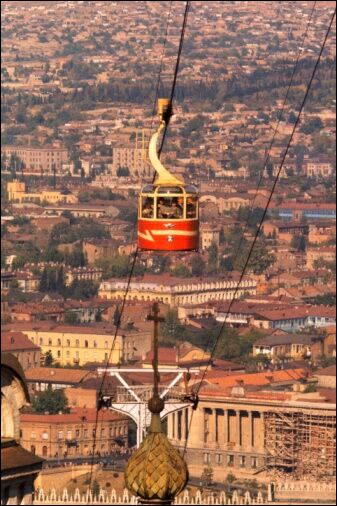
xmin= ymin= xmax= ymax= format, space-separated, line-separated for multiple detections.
xmin=183 ymin=6 xmax=336 ymax=457
xmin=88 ymin=1 xmax=190 ymax=487
xmin=231 ymin=0 xmax=317 ymax=267
xmin=188 ymin=0 xmax=319 ymax=403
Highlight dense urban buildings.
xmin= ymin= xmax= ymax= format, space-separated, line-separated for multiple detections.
xmin=1 ymin=0 xmax=336 ymax=504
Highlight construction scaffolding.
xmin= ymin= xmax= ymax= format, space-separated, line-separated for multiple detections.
xmin=264 ymin=410 xmax=336 ymax=481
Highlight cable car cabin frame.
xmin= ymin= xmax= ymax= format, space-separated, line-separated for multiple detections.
xmin=138 ymin=184 xmax=199 ymax=251
xmin=137 ymin=98 xmax=199 ymax=252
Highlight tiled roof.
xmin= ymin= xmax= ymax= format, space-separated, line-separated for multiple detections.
xmin=315 ymin=365 xmax=336 ymax=377
xmin=254 ymin=334 xmax=315 ymax=347
xmin=1 ymin=331 xmax=40 ymax=352
xmin=1 ymin=440 xmax=44 ymax=472
xmin=24 ymin=367 xmax=93 ymax=384
xmin=20 ymin=407 xmax=128 ymax=424
xmin=203 ymin=368 xmax=308 ymax=388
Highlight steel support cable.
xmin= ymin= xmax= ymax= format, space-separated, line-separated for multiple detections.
xmin=159 ymin=0 xmax=190 ymax=157
xmin=88 ymin=1 xmax=190 ymax=489
xmin=183 ymin=7 xmax=336 ymax=458
xmin=182 ymin=0 xmax=318 ymax=409
xmin=88 ymin=3 xmax=174 ymax=488
xmin=231 ymin=0 xmax=317 ymax=265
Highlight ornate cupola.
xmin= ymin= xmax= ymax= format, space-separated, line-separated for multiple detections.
xmin=124 ymin=303 xmax=189 ymax=505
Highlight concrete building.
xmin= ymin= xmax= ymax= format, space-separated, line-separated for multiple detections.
xmin=2 ymin=322 xmax=152 ymax=366
xmin=1 ymin=331 xmax=41 ymax=370
xmin=98 ymin=274 xmax=257 ymax=308
xmin=305 ymin=159 xmax=334 ymax=178
xmin=168 ymin=369 xmax=336 ymax=481
xmin=200 ymin=227 xmax=220 ymax=250
xmin=24 ymin=367 xmax=94 ymax=394
xmin=111 ymin=146 xmax=148 ymax=176
xmin=252 ymin=333 xmax=314 ymax=360
xmin=1 ymin=353 xmax=44 ymax=505
xmin=2 ymin=145 xmax=69 ymax=173
xmin=20 ymin=408 xmax=129 ymax=459
xmin=7 ymin=181 xmax=77 ymax=205
xmin=306 ymin=246 xmax=336 ymax=269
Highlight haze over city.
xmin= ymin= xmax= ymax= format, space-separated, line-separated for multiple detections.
xmin=1 ymin=1 xmax=336 ymax=505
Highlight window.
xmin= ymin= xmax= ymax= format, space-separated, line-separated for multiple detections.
xmin=75 ymin=339 xmax=79 ymax=347
xmin=31 ymin=445 xmax=36 ymax=455
xmin=57 ymin=339 xmax=61 ymax=346
xmin=157 ymin=197 xmax=183 ymax=219
xmin=84 ymin=429 xmax=88 ymax=438
xmin=39 ymin=338 xmax=43 ymax=345
xmin=203 ymin=453 xmax=210 ymax=464
xmin=105 ymin=341 xmax=108 ymax=349
xmin=186 ymin=196 xmax=197 ymax=218
xmin=67 ymin=339 xmax=71 ymax=347
xmin=142 ymin=197 xmax=154 ymax=219
xmin=251 ymin=457 xmax=258 ymax=469
xmin=93 ymin=341 xmax=97 ymax=348
xmin=31 ymin=432 xmax=36 ymax=439
xmin=67 ymin=430 xmax=72 ymax=440
xmin=215 ymin=453 xmax=222 ymax=465
xmin=42 ymin=432 xmax=49 ymax=440
xmin=85 ymin=340 xmax=88 ymax=348
xmin=227 ymin=454 xmax=234 ymax=467
xmin=48 ymin=339 xmax=52 ymax=346
xmin=58 ymin=431 xmax=63 ymax=440
xmin=57 ymin=350 xmax=61 ymax=358
xmin=42 ymin=445 xmax=48 ymax=457
xmin=239 ymin=455 xmax=246 ymax=468
xmin=101 ymin=428 xmax=105 ymax=437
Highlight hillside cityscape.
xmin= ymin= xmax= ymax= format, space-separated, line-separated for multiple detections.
xmin=1 ymin=1 xmax=336 ymax=505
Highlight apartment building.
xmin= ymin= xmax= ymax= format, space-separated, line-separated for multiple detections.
xmin=98 ymin=274 xmax=257 ymax=308
xmin=111 ymin=146 xmax=148 ymax=176
xmin=2 ymin=322 xmax=152 ymax=366
xmin=2 ymin=145 xmax=69 ymax=173
xmin=20 ymin=408 xmax=129 ymax=459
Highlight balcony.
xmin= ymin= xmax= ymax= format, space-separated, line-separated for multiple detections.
xmin=66 ymin=439 xmax=78 ymax=448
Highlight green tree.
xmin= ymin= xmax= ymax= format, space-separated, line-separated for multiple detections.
xmin=207 ymin=242 xmax=218 ymax=273
xmin=64 ymin=312 xmax=79 ymax=324
xmin=32 ymin=389 xmax=70 ymax=414
xmin=190 ymin=255 xmax=206 ymax=276
xmin=291 ymin=234 xmax=307 ymax=252
xmin=44 ymin=350 xmax=54 ymax=367
xmin=39 ymin=268 xmax=48 ymax=292
xmin=300 ymin=116 xmax=323 ymax=134
xmin=171 ymin=264 xmax=191 ymax=277
xmin=266 ymin=161 xmax=273 ymax=179
xmin=234 ymin=240 xmax=275 ymax=275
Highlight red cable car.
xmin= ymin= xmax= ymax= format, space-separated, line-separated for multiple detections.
xmin=138 ymin=99 xmax=199 ymax=251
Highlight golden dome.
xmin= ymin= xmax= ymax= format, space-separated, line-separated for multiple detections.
xmin=125 ymin=414 xmax=189 ymax=503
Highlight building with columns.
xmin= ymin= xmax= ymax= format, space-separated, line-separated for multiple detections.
xmin=167 ymin=369 xmax=336 ymax=482
xmin=1 ymin=353 xmax=44 ymax=505
xmin=98 ymin=273 xmax=257 ymax=308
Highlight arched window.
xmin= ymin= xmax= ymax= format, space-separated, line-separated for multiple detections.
xmin=42 ymin=446 xmax=48 ymax=457
xmin=31 ymin=445 xmax=36 ymax=454
xmin=85 ymin=340 xmax=88 ymax=348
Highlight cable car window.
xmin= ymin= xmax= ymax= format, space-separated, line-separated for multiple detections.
xmin=186 ymin=197 xmax=197 ymax=218
xmin=185 ymin=185 xmax=198 ymax=194
xmin=142 ymin=185 xmax=155 ymax=193
xmin=142 ymin=197 xmax=154 ymax=218
xmin=157 ymin=186 xmax=184 ymax=194
xmin=157 ymin=197 xmax=183 ymax=219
